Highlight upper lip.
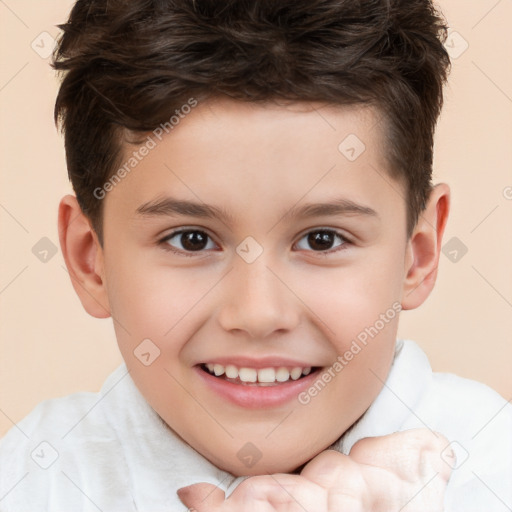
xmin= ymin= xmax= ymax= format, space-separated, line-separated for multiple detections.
xmin=197 ymin=356 xmax=321 ymax=369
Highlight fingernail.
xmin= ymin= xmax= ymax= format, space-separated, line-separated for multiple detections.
xmin=177 ymin=486 xmax=190 ymax=499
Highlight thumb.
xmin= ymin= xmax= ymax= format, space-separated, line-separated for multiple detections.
xmin=177 ymin=483 xmax=226 ymax=511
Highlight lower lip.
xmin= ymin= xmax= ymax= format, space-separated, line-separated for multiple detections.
xmin=195 ymin=366 xmax=322 ymax=409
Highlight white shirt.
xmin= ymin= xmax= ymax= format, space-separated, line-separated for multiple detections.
xmin=0 ymin=339 xmax=510 ymax=511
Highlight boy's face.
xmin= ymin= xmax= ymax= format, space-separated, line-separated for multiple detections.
xmin=99 ymin=99 xmax=413 ymax=475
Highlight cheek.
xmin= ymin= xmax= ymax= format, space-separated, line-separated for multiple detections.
xmin=103 ymin=255 xmax=197 ymax=410
xmin=293 ymin=255 xmax=403 ymax=341
xmin=289 ymin=246 xmax=403 ymax=394
xmin=105 ymin=251 xmax=198 ymax=332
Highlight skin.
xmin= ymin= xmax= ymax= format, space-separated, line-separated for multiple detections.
xmin=58 ymin=98 xmax=450 ymax=480
xmin=178 ymin=429 xmax=453 ymax=511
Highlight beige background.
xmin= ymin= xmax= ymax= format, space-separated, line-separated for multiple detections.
xmin=1 ymin=0 xmax=511 ymax=438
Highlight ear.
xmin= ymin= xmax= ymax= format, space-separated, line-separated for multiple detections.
xmin=58 ymin=194 xmax=111 ymax=318
xmin=401 ymin=183 xmax=450 ymax=310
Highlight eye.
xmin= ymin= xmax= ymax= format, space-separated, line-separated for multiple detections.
xmin=294 ymin=229 xmax=349 ymax=254
xmin=160 ymin=229 xmax=218 ymax=256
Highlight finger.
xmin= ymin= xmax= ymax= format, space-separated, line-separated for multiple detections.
xmin=300 ymin=450 xmax=367 ymax=495
xmin=231 ymin=474 xmax=318 ymax=510
xmin=237 ymin=473 xmax=364 ymax=512
xmin=177 ymin=483 xmax=226 ymax=511
xmin=349 ymin=428 xmax=453 ymax=483
xmin=301 ymin=446 xmax=445 ymax=511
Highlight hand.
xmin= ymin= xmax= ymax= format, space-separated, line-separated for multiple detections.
xmin=177 ymin=428 xmax=453 ymax=512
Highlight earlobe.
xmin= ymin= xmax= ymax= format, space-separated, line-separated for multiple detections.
xmin=401 ymin=183 xmax=450 ymax=310
xmin=58 ymin=194 xmax=111 ymax=319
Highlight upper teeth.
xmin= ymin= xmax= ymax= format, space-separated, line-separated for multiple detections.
xmin=205 ymin=364 xmax=312 ymax=384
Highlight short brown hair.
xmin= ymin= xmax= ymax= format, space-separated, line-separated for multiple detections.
xmin=53 ymin=0 xmax=450 ymax=242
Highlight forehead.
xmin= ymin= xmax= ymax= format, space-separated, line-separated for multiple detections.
xmin=166 ymin=98 xmax=383 ymax=153
xmin=105 ymin=98 xmax=402 ymax=229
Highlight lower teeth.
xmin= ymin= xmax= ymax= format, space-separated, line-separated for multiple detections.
xmin=225 ymin=377 xmax=281 ymax=386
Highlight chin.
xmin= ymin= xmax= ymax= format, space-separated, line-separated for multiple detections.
xmin=210 ymin=450 xmax=315 ymax=477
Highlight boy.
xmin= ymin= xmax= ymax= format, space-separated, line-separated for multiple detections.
xmin=1 ymin=0 xmax=511 ymax=510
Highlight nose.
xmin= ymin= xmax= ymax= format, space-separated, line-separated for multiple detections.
xmin=217 ymin=256 xmax=301 ymax=339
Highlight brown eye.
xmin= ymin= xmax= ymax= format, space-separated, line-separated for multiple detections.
xmin=295 ymin=229 xmax=348 ymax=253
xmin=308 ymin=231 xmax=335 ymax=251
xmin=180 ymin=231 xmax=208 ymax=251
xmin=162 ymin=229 xmax=216 ymax=254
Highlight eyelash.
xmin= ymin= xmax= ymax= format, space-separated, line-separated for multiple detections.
xmin=160 ymin=229 xmax=217 ymax=258
xmin=159 ymin=228 xmax=351 ymax=258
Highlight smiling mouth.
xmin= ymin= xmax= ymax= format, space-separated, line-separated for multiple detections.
xmin=200 ymin=363 xmax=320 ymax=386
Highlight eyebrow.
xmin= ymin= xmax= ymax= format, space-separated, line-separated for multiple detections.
xmin=135 ymin=196 xmax=379 ymax=224
xmin=136 ymin=197 xmax=235 ymax=224
xmin=283 ymin=198 xmax=379 ymax=221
